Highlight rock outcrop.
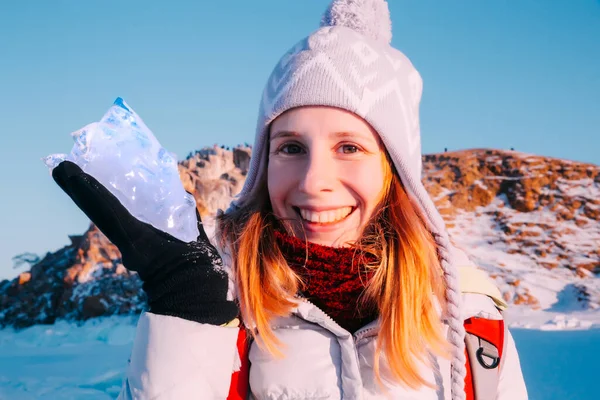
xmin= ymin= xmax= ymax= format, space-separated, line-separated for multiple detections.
xmin=178 ymin=145 xmax=251 ymax=216
xmin=0 ymin=226 xmax=144 ymax=328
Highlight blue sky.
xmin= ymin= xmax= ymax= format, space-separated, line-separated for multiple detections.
xmin=0 ymin=0 xmax=598 ymax=280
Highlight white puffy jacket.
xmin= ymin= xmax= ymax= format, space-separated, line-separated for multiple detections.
xmin=118 ymin=271 xmax=527 ymax=399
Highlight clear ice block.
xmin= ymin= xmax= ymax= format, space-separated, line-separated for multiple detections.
xmin=44 ymin=97 xmax=199 ymax=243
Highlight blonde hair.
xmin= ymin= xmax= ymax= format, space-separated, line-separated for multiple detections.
xmin=218 ymin=154 xmax=449 ymax=389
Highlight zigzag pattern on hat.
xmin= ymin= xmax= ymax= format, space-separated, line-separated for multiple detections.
xmin=261 ymin=35 xmax=417 ymax=142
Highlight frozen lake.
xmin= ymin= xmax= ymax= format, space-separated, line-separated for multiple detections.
xmin=512 ymin=328 xmax=599 ymax=400
xmin=0 ymin=317 xmax=597 ymax=399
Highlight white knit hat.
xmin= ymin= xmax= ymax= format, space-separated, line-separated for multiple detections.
xmin=231 ymin=0 xmax=466 ymax=397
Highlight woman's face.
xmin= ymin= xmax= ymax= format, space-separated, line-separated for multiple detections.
xmin=268 ymin=106 xmax=388 ymax=247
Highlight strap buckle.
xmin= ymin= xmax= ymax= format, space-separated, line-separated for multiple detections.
xmin=476 ymin=340 xmax=500 ymax=369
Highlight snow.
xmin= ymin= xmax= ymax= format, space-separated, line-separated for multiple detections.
xmin=434 ymin=186 xmax=600 ymax=323
xmin=0 ymin=317 xmax=137 ymax=399
xmin=556 ymin=177 xmax=599 ymax=198
xmin=0 ymin=315 xmax=598 ymax=399
xmin=473 ymin=179 xmax=488 ymax=190
xmin=448 ymin=195 xmax=600 ymax=314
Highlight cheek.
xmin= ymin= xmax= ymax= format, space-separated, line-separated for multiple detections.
xmin=267 ymin=162 xmax=290 ymax=214
xmin=345 ymin=160 xmax=387 ymax=208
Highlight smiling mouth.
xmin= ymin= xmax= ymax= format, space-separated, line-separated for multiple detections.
xmin=292 ymin=206 xmax=355 ymax=224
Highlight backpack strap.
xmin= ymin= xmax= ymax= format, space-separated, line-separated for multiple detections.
xmin=227 ymin=326 xmax=251 ymax=400
xmin=458 ymin=266 xmax=508 ymax=311
xmin=464 ymin=317 xmax=507 ymax=400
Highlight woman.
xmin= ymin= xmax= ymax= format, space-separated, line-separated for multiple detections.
xmin=52 ymin=0 xmax=527 ymax=398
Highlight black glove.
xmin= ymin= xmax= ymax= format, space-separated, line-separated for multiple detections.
xmin=52 ymin=161 xmax=238 ymax=326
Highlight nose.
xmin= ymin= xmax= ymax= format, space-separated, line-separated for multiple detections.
xmin=298 ymin=148 xmax=336 ymax=194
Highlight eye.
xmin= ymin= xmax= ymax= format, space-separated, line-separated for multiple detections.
xmin=279 ymin=143 xmax=305 ymax=155
xmin=339 ymin=144 xmax=360 ymax=154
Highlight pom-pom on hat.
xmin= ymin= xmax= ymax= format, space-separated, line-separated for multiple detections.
xmin=230 ymin=1 xmax=467 ymax=398
xmin=322 ymin=0 xmax=392 ymax=44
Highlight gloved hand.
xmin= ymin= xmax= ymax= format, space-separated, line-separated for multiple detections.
xmin=52 ymin=160 xmax=238 ymax=326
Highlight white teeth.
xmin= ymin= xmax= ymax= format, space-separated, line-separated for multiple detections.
xmin=326 ymin=210 xmax=336 ymax=222
xmin=298 ymin=207 xmax=352 ymax=223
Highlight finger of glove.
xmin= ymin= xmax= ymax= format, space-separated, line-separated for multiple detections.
xmin=195 ymin=209 xmax=211 ymax=243
xmin=52 ymin=161 xmax=148 ymax=252
xmin=183 ymin=190 xmax=211 ymax=243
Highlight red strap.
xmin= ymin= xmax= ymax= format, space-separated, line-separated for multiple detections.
xmin=464 ymin=317 xmax=505 ymax=358
xmin=227 ymin=328 xmax=250 ymax=400
xmin=464 ymin=345 xmax=474 ymax=400
xmin=463 ymin=317 xmax=505 ymax=400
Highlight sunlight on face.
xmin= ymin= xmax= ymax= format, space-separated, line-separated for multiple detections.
xmin=267 ymin=106 xmax=388 ymax=247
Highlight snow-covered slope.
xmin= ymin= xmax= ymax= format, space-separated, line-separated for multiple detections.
xmin=422 ymin=149 xmax=600 ymax=329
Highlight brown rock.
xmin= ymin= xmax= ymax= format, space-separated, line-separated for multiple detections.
xmin=574 ymin=218 xmax=588 ymax=227
xmin=82 ymin=296 xmax=108 ymax=319
xmin=518 ymin=230 xmax=542 ymax=238
xmin=582 ymin=203 xmax=600 ymax=220
xmin=514 ymin=292 xmax=541 ymax=309
xmin=18 ymin=272 xmax=31 ymax=285
xmin=576 ymin=267 xmax=593 ymax=278
xmin=233 ymin=147 xmax=252 ymax=172
xmin=178 ymin=146 xmax=251 ymax=216
xmin=575 ymin=261 xmax=600 ymax=272
xmin=507 ymin=279 xmax=521 ymax=287
xmin=540 ymin=262 xmax=559 ymax=270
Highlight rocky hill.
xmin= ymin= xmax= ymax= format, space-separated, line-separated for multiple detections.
xmin=1 ymin=147 xmax=598 ymax=328
xmin=0 ymin=226 xmax=144 ymax=328
xmin=424 ymin=150 xmax=599 ymax=315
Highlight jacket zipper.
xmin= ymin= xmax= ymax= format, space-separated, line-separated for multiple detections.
xmin=297 ymin=297 xmax=378 ymax=342
xmin=353 ymin=324 xmax=378 ymax=342
xmin=298 ymin=297 xmax=368 ymax=400
xmin=297 ymin=297 xmax=339 ymax=327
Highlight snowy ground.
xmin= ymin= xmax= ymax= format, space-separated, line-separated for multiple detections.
xmin=0 ymin=317 xmax=136 ymax=400
xmin=0 ymin=315 xmax=598 ymax=399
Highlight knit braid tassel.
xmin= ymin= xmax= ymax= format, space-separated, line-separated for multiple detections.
xmin=435 ymin=233 xmax=467 ymax=400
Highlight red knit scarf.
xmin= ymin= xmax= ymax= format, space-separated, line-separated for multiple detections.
xmin=274 ymin=230 xmax=379 ymax=333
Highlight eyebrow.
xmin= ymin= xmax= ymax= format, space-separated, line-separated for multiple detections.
xmin=270 ymin=131 xmax=300 ymax=140
xmin=270 ymin=130 xmax=371 ymax=141
xmin=332 ymin=131 xmax=370 ymax=140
